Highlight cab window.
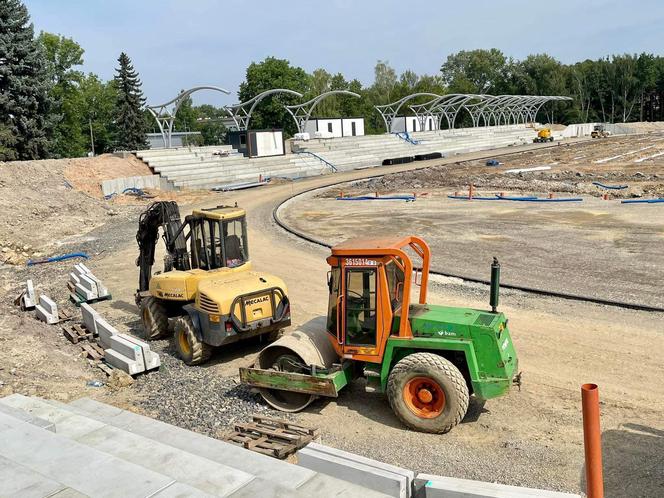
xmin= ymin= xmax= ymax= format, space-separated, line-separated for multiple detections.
xmin=223 ymin=218 xmax=248 ymax=267
xmin=326 ymin=267 xmax=341 ymax=335
xmin=345 ymin=268 xmax=377 ymax=346
xmin=385 ymin=259 xmax=405 ymax=311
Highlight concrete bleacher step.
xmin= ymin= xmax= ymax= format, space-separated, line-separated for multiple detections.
xmin=0 ymin=395 xmax=391 ymax=497
xmin=0 ymin=410 xmax=210 ymax=497
xmin=65 ymin=397 xmax=390 ymax=497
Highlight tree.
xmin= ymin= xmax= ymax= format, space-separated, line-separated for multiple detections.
xmin=194 ymin=104 xmax=227 ymax=145
xmin=440 ymin=49 xmax=508 ymax=94
xmin=0 ymin=124 xmax=17 ymax=161
xmin=38 ymin=32 xmax=86 ymax=157
xmin=173 ymin=92 xmax=197 ymax=132
xmin=80 ymin=74 xmax=117 ymax=154
xmin=238 ymin=57 xmax=310 ymax=135
xmin=0 ymin=0 xmax=53 ymax=159
xmin=113 ymin=52 xmax=148 ymax=150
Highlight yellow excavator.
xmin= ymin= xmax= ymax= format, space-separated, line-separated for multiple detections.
xmin=533 ymin=128 xmax=554 ymax=143
xmin=135 ymin=201 xmax=290 ymax=365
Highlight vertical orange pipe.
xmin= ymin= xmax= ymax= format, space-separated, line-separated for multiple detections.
xmin=582 ymin=383 xmax=604 ymax=498
xmin=469 ymin=184 xmax=474 ymax=200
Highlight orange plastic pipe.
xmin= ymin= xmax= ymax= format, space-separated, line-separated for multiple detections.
xmin=582 ymin=383 xmax=604 ymax=498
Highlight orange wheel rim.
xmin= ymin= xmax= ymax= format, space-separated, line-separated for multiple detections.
xmin=403 ymin=376 xmax=445 ymax=418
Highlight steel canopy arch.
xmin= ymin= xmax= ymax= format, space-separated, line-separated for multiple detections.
xmin=147 ymin=86 xmax=231 ymax=148
xmin=374 ymin=93 xmax=441 ymax=133
xmin=285 ymin=90 xmax=361 ymax=134
xmin=224 ymin=89 xmax=304 ymax=131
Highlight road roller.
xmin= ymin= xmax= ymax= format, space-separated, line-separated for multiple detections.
xmin=240 ymin=236 xmax=519 ymax=433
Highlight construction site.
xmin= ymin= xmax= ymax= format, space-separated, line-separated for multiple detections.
xmin=1 ymin=113 xmax=663 ymax=497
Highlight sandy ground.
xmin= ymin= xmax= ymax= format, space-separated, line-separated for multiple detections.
xmin=1 ymin=138 xmax=663 ymax=496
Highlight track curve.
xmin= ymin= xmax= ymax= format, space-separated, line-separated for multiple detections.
xmin=272 ymin=162 xmax=664 ymax=314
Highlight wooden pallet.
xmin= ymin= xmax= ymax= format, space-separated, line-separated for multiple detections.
xmin=58 ymin=309 xmax=74 ymax=322
xmin=80 ymin=342 xmax=105 ymax=361
xmin=62 ymin=323 xmax=94 ymax=344
xmin=223 ymin=416 xmax=318 ymax=459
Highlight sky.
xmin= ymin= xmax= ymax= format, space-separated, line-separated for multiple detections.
xmin=23 ymin=0 xmax=664 ymax=106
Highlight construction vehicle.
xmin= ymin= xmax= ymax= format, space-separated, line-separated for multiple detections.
xmin=240 ymin=236 xmax=519 ymax=433
xmin=533 ymin=128 xmax=554 ymax=143
xmin=591 ymin=124 xmax=611 ymax=138
xmin=135 ymin=201 xmax=291 ymax=365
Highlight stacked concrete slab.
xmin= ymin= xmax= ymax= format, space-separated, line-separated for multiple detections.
xmin=0 ymin=394 xmax=392 ymax=497
xmin=18 ymin=279 xmax=36 ymax=310
xmin=81 ymin=303 xmax=160 ymax=376
xmin=414 ymin=474 xmax=580 ymax=498
xmin=135 ymin=125 xmax=541 ymax=190
xmin=35 ymin=294 xmax=59 ymax=324
xmin=70 ymin=263 xmax=110 ymax=303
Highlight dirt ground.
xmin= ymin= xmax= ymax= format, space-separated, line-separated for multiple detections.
xmin=0 ymin=138 xmax=663 ymax=497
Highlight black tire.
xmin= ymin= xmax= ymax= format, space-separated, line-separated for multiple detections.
xmin=266 ymin=329 xmax=282 ymax=342
xmin=173 ymin=315 xmax=212 ymax=365
xmin=387 ymin=352 xmax=469 ymax=434
xmin=139 ymin=296 xmax=169 ymax=340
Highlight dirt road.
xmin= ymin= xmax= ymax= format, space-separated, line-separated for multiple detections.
xmin=2 ymin=139 xmax=662 ymax=496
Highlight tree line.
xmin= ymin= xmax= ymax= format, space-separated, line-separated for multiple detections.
xmin=3 ymin=0 xmax=664 ymax=161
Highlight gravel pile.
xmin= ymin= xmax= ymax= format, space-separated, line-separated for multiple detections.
xmin=133 ymin=345 xmax=292 ymax=438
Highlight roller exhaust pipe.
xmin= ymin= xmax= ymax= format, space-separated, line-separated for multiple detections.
xmin=490 ymin=257 xmax=500 ymax=313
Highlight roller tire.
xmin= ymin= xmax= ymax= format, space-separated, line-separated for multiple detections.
xmin=139 ymin=296 xmax=169 ymax=340
xmin=173 ymin=315 xmax=212 ymax=366
xmin=387 ymin=352 xmax=469 ymax=434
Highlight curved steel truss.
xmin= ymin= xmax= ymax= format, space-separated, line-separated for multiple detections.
xmin=376 ymin=94 xmax=572 ymax=132
xmin=147 ymin=86 xmax=231 ymax=148
xmin=224 ymin=89 xmax=303 ymax=131
xmin=285 ymin=90 xmax=361 ymax=133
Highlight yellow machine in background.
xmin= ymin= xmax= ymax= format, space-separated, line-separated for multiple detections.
xmin=533 ymin=128 xmax=554 ymax=143
xmin=135 ymin=202 xmax=290 ymax=365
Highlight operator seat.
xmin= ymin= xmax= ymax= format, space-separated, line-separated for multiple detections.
xmin=225 ymin=235 xmax=243 ymax=266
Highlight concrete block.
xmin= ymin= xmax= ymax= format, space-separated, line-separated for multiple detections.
xmin=109 ymin=334 xmax=145 ymax=364
xmin=73 ymin=262 xmax=92 ymax=276
xmin=74 ymin=283 xmax=96 ymax=301
xmin=21 ymin=279 xmax=36 ymax=310
xmin=104 ymin=348 xmax=145 ymax=376
xmin=297 ymin=473 xmax=393 ymax=497
xmin=35 ymin=295 xmax=58 ymax=324
xmin=297 ymin=445 xmax=409 ymax=497
xmin=122 ymin=334 xmax=161 ymax=371
xmin=89 ymin=274 xmax=110 ymax=298
xmin=95 ymin=316 xmax=118 ymax=349
xmin=80 ymin=303 xmax=99 ymax=334
xmin=414 ymin=474 xmax=581 ymax=498
xmin=68 ymin=272 xmax=80 ymax=285
xmin=77 ymin=274 xmax=99 ymax=299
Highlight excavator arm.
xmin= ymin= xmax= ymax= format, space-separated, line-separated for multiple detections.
xmin=135 ymin=201 xmax=190 ymax=293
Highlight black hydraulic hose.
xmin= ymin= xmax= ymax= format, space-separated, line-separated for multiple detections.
xmin=271 ymin=175 xmax=664 ymax=315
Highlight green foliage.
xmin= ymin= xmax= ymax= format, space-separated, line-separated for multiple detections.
xmin=441 ymin=49 xmax=508 ymax=94
xmin=113 ymin=52 xmax=148 ymax=150
xmin=238 ymin=57 xmax=310 ymax=135
xmin=38 ymin=31 xmax=87 ymax=157
xmin=0 ymin=0 xmax=53 ymax=159
xmin=0 ymin=124 xmax=17 ymax=161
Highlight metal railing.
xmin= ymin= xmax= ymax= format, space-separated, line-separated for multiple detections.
xmin=294 ymin=150 xmax=338 ymax=172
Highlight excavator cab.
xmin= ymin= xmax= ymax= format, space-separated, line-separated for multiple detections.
xmin=188 ymin=208 xmax=248 ymax=270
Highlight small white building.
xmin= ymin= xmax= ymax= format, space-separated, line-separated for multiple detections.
xmin=390 ymin=116 xmax=437 ymax=133
xmin=304 ymin=118 xmax=365 ymax=138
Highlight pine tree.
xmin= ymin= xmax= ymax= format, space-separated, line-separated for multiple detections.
xmin=0 ymin=0 xmax=53 ymax=159
xmin=113 ymin=52 xmax=148 ymax=150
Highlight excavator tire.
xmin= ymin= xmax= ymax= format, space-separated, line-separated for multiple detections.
xmin=173 ymin=315 xmax=212 ymax=366
xmin=387 ymin=352 xmax=469 ymax=434
xmin=139 ymin=296 xmax=170 ymax=340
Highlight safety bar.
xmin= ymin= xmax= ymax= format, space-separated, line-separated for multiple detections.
xmin=229 ymin=286 xmax=290 ymax=332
